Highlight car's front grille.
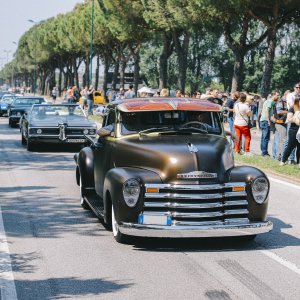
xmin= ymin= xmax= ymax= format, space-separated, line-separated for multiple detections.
xmin=143 ymin=183 xmax=249 ymax=226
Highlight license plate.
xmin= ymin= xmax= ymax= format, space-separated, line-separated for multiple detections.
xmin=139 ymin=214 xmax=170 ymax=225
xmin=67 ymin=139 xmax=85 ymax=143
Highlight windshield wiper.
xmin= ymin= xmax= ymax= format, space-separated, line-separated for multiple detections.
xmin=138 ymin=126 xmax=174 ymax=136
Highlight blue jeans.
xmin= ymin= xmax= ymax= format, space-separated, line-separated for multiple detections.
xmin=228 ymin=117 xmax=234 ymax=134
xmin=272 ymin=130 xmax=279 ymax=159
xmin=260 ymin=121 xmax=270 ymax=155
xmin=87 ymin=100 xmax=93 ymax=115
xmin=284 ymin=122 xmax=296 ymax=161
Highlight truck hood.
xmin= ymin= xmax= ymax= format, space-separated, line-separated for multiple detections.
xmin=114 ymin=134 xmax=234 ymax=184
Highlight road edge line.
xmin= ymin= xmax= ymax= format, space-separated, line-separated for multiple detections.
xmin=0 ymin=206 xmax=18 ymax=300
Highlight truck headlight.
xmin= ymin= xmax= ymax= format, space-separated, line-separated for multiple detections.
xmin=252 ymin=177 xmax=269 ymax=204
xmin=123 ymin=179 xmax=140 ymax=207
xmin=37 ymin=129 xmax=42 ymax=134
xmin=83 ymin=129 xmax=89 ymax=134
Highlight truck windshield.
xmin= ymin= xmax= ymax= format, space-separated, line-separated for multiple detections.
xmin=120 ymin=110 xmax=222 ymax=136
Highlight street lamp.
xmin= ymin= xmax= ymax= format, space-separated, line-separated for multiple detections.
xmin=28 ymin=19 xmax=38 ymax=95
xmin=89 ymin=0 xmax=95 ymax=85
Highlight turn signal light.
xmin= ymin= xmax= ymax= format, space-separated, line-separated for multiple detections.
xmin=232 ymin=186 xmax=245 ymax=192
xmin=146 ymin=187 xmax=159 ymax=193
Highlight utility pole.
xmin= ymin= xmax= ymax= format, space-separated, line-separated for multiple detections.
xmin=89 ymin=0 xmax=95 ymax=86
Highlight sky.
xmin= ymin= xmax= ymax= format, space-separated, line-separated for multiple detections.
xmin=0 ymin=0 xmax=83 ymax=68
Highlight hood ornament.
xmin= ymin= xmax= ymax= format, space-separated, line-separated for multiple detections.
xmin=177 ymin=171 xmax=217 ymax=179
xmin=187 ymin=142 xmax=198 ymax=153
xmin=58 ymin=123 xmax=67 ymax=141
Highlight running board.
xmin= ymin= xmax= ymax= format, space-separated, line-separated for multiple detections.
xmin=84 ymin=189 xmax=104 ymax=219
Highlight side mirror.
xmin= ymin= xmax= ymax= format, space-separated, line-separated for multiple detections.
xmin=97 ymin=125 xmax=114 ymax=138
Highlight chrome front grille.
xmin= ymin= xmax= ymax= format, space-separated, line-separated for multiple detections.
xmin=143 ymin=183 xmax=249 ymax=226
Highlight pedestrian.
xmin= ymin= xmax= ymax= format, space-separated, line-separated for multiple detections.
xmin=116 ymin=88 xmax=125 ymax=100
xmin=259 ymin=90 xmax=280 ymax=157
xmin=233 ymin=93 xmax=253 ymax=155
xmin=51 ymin=87 xmax=58 ymax=102
xmin=207 ymin=89 xmax=223 ymax=105
xmin=124 ymin=84 xmax=135 ymax=99
xmin=160 ymin=88 xmax=169 ymax=97
xmin=87 ymin=85 xmax=95 ymax=115
xmin=226 ymin=91 xmax=240 ymax=135
xmin=280 ymin=94 xmax=300 ymax=168
xmin=81 ymin=86 xmax=88 ymax=109
xmin=72 ymin=86 xmax=80 ymax=103
xmin=271 ymin=92 xmax=288 ymax=161
xmin=284 ymin=84 xmax=300 ymax=164
xmin=66 ymin=87 xmax=74 ymax=103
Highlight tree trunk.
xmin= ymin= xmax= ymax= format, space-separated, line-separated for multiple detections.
xmin=133 ymin=50 xmax=140 ymax=95
xmin=231 ymin=50 xmax=245 ymax=92
xmin=159 ymin=32 xmax=173 ymax=90
xmin=103 ymin=56 xmax=110 ymax=102
xmin=172 ymin=31 xmax=190 ymax=93
xmin=120 ymin=59 xmax=126 ymax=89
xmin=85 ymin=54 xmax=90 ymax=86
xmin=260 ymin=28 xmax=277 ymax=98
xmin=112 ymin=63 xmax=119 ymax=90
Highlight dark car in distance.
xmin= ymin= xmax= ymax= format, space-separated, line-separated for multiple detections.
xmin=0 ymin=95 xmax=15 ymax=116
xmin=74 ymin=98 xmax=273 ymax=243
xmin=20 ymin=104 xmax=97 ymax=151
xmin=8 ymin=96 xmax=47 ymax=127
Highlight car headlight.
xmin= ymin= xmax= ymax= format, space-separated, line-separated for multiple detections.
xmin=89 ymin=129 xmax=96 ymax=135
xmin=37 ymin=129 xmax=42 ymax=134
xmin=83 ymin=129 xmax=89 ymax=134
xmin=252 ymin=177 xmax=269 ymax=204
xmin=122 ymin=179 xmax=140 ymax=207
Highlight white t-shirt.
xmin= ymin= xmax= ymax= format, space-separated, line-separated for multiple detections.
xmin=286 ymin=92 xmax=296 ymax=109
xmin=234 ymin=102 xmax=250 ymax=126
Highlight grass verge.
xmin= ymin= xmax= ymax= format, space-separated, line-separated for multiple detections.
xmin=234 ymin=154 xmax=300 ymax=183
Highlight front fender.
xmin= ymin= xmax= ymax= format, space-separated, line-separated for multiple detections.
xmin=103 ymin=167 xmax=162 ymax=224
xmin=228 ymin=166 xmax=270 ymax=221
xmin=77 ymin=147 xmax=95 ymax=188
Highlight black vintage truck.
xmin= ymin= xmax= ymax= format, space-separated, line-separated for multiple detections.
xmin=74 ymin=97 xmax=272 ymax=243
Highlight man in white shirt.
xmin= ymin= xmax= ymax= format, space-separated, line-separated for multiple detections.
xmin=286 ymin=82 xmax=300 ymax=109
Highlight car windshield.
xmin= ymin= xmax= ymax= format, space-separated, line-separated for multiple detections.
xmin=31 ymin=105 xmax=85 ymax=118
xmin=0 ymin=97 xmax=13 ymax=103
xmin=13 ymin=98 xmax=44 ymax=106
xmin=120 ymin=110 xmax=222 ymax=136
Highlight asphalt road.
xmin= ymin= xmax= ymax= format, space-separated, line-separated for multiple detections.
xmin=1 ymin=117 xmax=300 ymax=300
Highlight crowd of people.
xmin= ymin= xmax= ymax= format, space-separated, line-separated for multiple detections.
xmin=50 ymin=83 xmax=300 ymax=169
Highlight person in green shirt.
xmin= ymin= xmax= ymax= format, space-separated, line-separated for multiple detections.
xmin=260 ymin=91 xmax=280 ymax=156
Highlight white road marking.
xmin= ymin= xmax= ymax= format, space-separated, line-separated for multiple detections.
xmin=261 ymin=250 xmax=300 ymax=276
xmin=268 ymin=176 xmax=300 ymax=190
xmin=0 ymin=206 xmax=18 ymax=300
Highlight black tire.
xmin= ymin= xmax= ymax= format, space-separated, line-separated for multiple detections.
xmin=80 ymin=177 xmax=90 ymax=210
xmin=26 ymin=138 xmax=34 ymax=151
xmin=111 ymin=204 xmax=130 ymax=244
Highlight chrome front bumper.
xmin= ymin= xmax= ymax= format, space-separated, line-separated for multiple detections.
xmin=119 ymin=221 xmax=273 ymax=238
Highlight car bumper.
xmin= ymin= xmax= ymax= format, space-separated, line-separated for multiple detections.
xmin=119 ymin=221 xmax=273 ymax=238
xmin=28 ymin=136 xmax=95 ymax=144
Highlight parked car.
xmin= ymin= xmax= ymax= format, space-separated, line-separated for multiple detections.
xmin=20 ymin=104 xmax=97 ymax=151
xmin=8 ymin=96 xmax=47 ymax=127
xmin=0 ymin=95 xmax=16 ymax=116
xmin=74 ymin=97 xmax=272 ymax=243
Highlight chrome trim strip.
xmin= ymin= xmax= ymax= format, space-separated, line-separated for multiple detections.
xmin=224 ymin=209 xmax=248 ymax=215
xmin=145 ymin=182 xmax=246 ymax=191
xmin=224 ymin=191 xmax=247 ymax=197
xmin=118 ymin=221 xmax=273 ymax=238
xmin=224 ymin=200 xmax=248 ymax=206
xmin=145 ymin=193 xmax=223 ymax=200
xmin=144 ymin=202 xmax=223 ymax=209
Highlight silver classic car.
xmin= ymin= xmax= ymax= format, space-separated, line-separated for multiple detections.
xmin=20 ymin=104 xmax=97 ymax=151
